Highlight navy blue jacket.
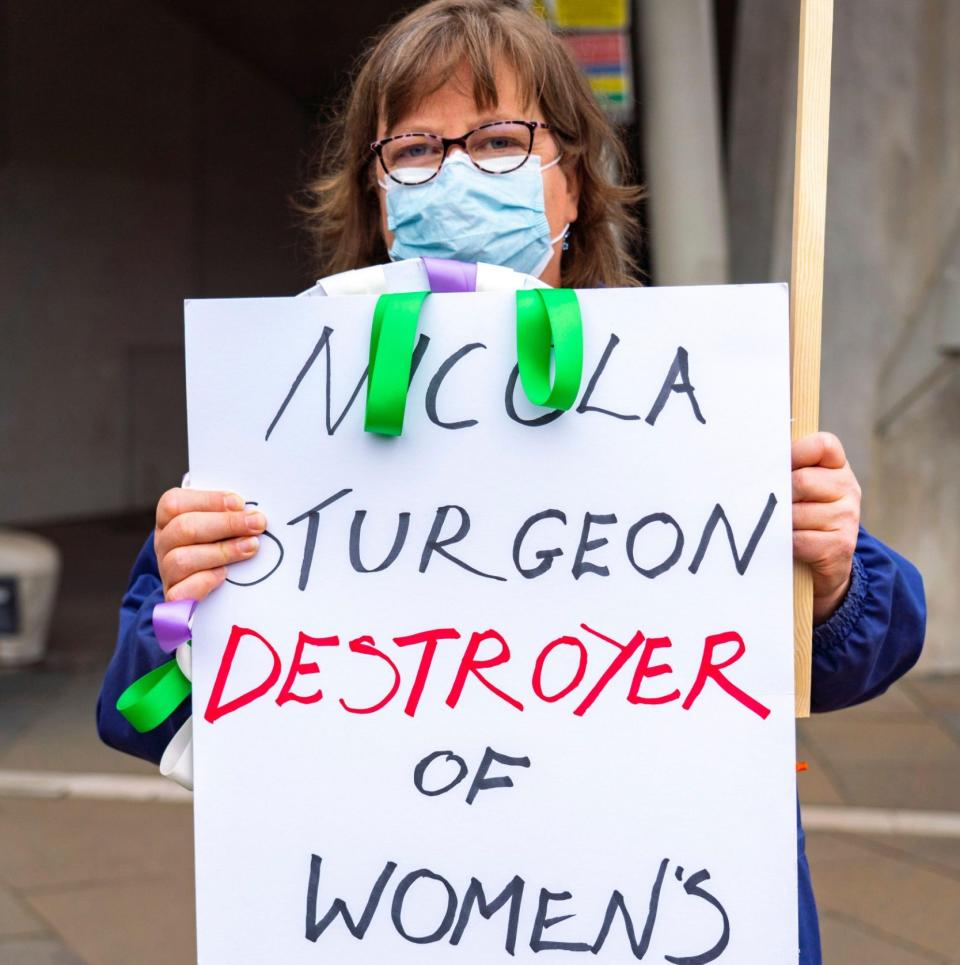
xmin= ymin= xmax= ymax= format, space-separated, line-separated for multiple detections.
xmin=97 ymin=526 xmax=925 ymax=963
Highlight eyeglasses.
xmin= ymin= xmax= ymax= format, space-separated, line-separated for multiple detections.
xmin=371 ymin=120 xmax=555 ymax=186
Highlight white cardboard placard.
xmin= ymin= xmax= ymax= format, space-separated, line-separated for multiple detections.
xmin=185 ymin=284 xmax=797 ymax=963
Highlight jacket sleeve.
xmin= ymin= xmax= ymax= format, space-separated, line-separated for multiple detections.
xmin=96 ymin=533 xmax=193 ymax=765
xmin=810 ymin=526 xmax=925 ymax=713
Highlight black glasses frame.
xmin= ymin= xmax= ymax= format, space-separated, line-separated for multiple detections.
xmin=370 ymin=120 xmax=554 ymax=185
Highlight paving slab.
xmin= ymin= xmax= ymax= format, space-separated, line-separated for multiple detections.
xmin=24 ymin=874 xmax=196 ymax=965
xmin=0 ymin=882 xmax=47 ymax=939
xmin=825 ymin=761 xmax=960 ymax=811
xmin=805 ymin=830 xmax=960 ymax=961
xmin=0 ymin=799 xmax=193 ymax=893
xmin=834 ymin=683 xmax=927 ymax=720
xmin=856 ymin=833 xmax=960 ymax=879
xmin=796 ymin=731 xmax=846 ymax=806
xmin=906 ymin=676 xmax=960 ymax=714
xmin=941 ymin=714 xmax=960 ymax=745
xmin=799 ymin=717 xmax=960 ymax=768
xmin=0 ymin=798 xmax=194 ymax=965
xmin=0 ymin=937 xmax=87 ymax=964
xmin=818 ymin=911 xmax=945 ymax=964
xmin=798 ymin=695 xmax=960 ymax=811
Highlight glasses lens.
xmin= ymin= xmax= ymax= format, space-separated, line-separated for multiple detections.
xmin=381 ymin=134 xmax=443 ymax=184
xmin=467 ymin=122 xmax=534 ymax=174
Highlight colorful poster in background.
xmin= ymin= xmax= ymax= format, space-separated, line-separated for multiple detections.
xmin=184 ymin=285 xmax=799 ymax=962
xmin=554 ymin=0 xmax=628 ymax=29
xmin=528 ymin=0 xmax=633 ymax=122
xmin=561 ymin=31 xmax=632 ymax=121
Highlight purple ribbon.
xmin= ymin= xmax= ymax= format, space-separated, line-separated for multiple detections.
xmin=153 ymin=598 xmax=197 ymax=654
xmin=422 ymin=258 xmax=477 ymax=294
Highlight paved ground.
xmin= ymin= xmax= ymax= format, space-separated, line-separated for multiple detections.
xmin=1 ymin=515 xmax=958 ymax=963
xmin=799 ymin=678 xmax=960 ymax=964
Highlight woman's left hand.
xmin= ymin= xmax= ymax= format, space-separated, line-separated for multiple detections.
xmin=791 ymin=431 xmax=862 ymax=624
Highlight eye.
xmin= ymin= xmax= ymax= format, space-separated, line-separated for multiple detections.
xmin=394 ymin=141 xmax=441 ymax=161
xmin=397 ymin=143 xmax=425 ymax=159
xmin=383 ymin=136 xmax=444 ymax=169
xmin=475 ymin=134 xmax=527 ymax=153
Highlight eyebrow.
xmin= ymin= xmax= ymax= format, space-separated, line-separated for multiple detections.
xmin=386 ymin=115 xmax=521 ymax=137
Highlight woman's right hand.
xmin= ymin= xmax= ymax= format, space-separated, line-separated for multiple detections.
xmin=154 ymin=488 xmax=266 ymax=602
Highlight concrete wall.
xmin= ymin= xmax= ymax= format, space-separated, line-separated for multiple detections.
xmin=0 ymin=0 xmax=310 ymax=524
xmin=728 ymin=0 xmax=960 ymax=671
xmin=868 ymin=0 xmax=960 ymax=672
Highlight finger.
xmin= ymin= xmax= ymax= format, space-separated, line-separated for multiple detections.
xmin=157 ymin=488 xmax=245 ymax=530
xmin=156 ymin=509 xmax=267 ymax=559
xmin=792 ymin=528 xmax=856 ymax=569
xmin=166 ymin=567 xmax=228 ymax=604
xmin=792 ymin=528 xmax=837 ymax=567
xmin=791 ymin=465 xmax=853 ymax=503
xmin=791 ymin=431 xmax=846 ymax=471
xmin=161 ymin=536 xmax=261 ymax=589
xmin=792 ymin=499 xmax=858 ymax=533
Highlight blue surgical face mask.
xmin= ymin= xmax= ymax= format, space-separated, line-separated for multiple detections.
xmin=383 ymin=151 xmax=569 ymax=277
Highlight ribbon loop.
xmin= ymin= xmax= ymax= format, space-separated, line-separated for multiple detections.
xmin=116 ymin=658 xmax=192 ymax=733
xmin=364 ymin=290 xmax=430 ymax=436
xmin=153 ymin=598 xmax=196 ymax=654
xmin=160 ymin=717 xmax=194 ymax=791
xmin=422 ymin=258 xmax=477 ymax=293
xmin=516 ymin=288 xmax=584 ymax=410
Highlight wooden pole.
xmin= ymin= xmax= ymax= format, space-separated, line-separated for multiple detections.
xmin=790 ymin=0 xmax=833 ymax=718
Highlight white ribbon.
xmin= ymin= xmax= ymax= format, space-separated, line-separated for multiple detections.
xmin=159 ymin=642 xmax=193 ymax=791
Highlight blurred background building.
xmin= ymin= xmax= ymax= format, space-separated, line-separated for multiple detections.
xmin=1 ymin=2 xmax=958 ymax=963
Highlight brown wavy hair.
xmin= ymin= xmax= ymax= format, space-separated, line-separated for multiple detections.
xmin=303 ymin=0 xmax=644 ymax=288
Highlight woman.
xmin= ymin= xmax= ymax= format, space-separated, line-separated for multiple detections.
xmin=97 ymin=2 xmax=925 ymax=962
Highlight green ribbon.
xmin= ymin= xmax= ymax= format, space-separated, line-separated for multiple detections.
xmin=117 ymin=658 xmax=192 ymax=733
xmin=364 ymin=290 xmax=430 ymax=436
xmin=516 ymin=288 xmax=584 ymax=410
xmin=362 ymin=286 xmax=584 ymax=436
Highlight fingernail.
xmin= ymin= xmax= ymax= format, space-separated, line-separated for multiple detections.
xmin=225 ymin=493 xmax=245 ymax=511
xmin=245 ymin=511 xmax=266 ymax=531
xmin=240 ymin=537 xmax=260 ymax=554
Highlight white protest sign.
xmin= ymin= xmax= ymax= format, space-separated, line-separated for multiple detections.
xmin=185 ymin=284 xmax=798 ymax=963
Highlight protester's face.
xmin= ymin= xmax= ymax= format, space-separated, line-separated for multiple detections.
xmin=374 ymin=62 xmax=579 ymax=286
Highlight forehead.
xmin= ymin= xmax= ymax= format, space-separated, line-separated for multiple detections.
xmin=378 ymin=60 xmax=539 ymax=138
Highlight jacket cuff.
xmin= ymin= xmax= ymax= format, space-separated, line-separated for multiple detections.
xmin=812 ymin=551 xmax=868 ymax=654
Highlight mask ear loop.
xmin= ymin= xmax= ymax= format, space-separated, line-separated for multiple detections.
xmin=541 ymin=153 xmax=570 ymax=257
